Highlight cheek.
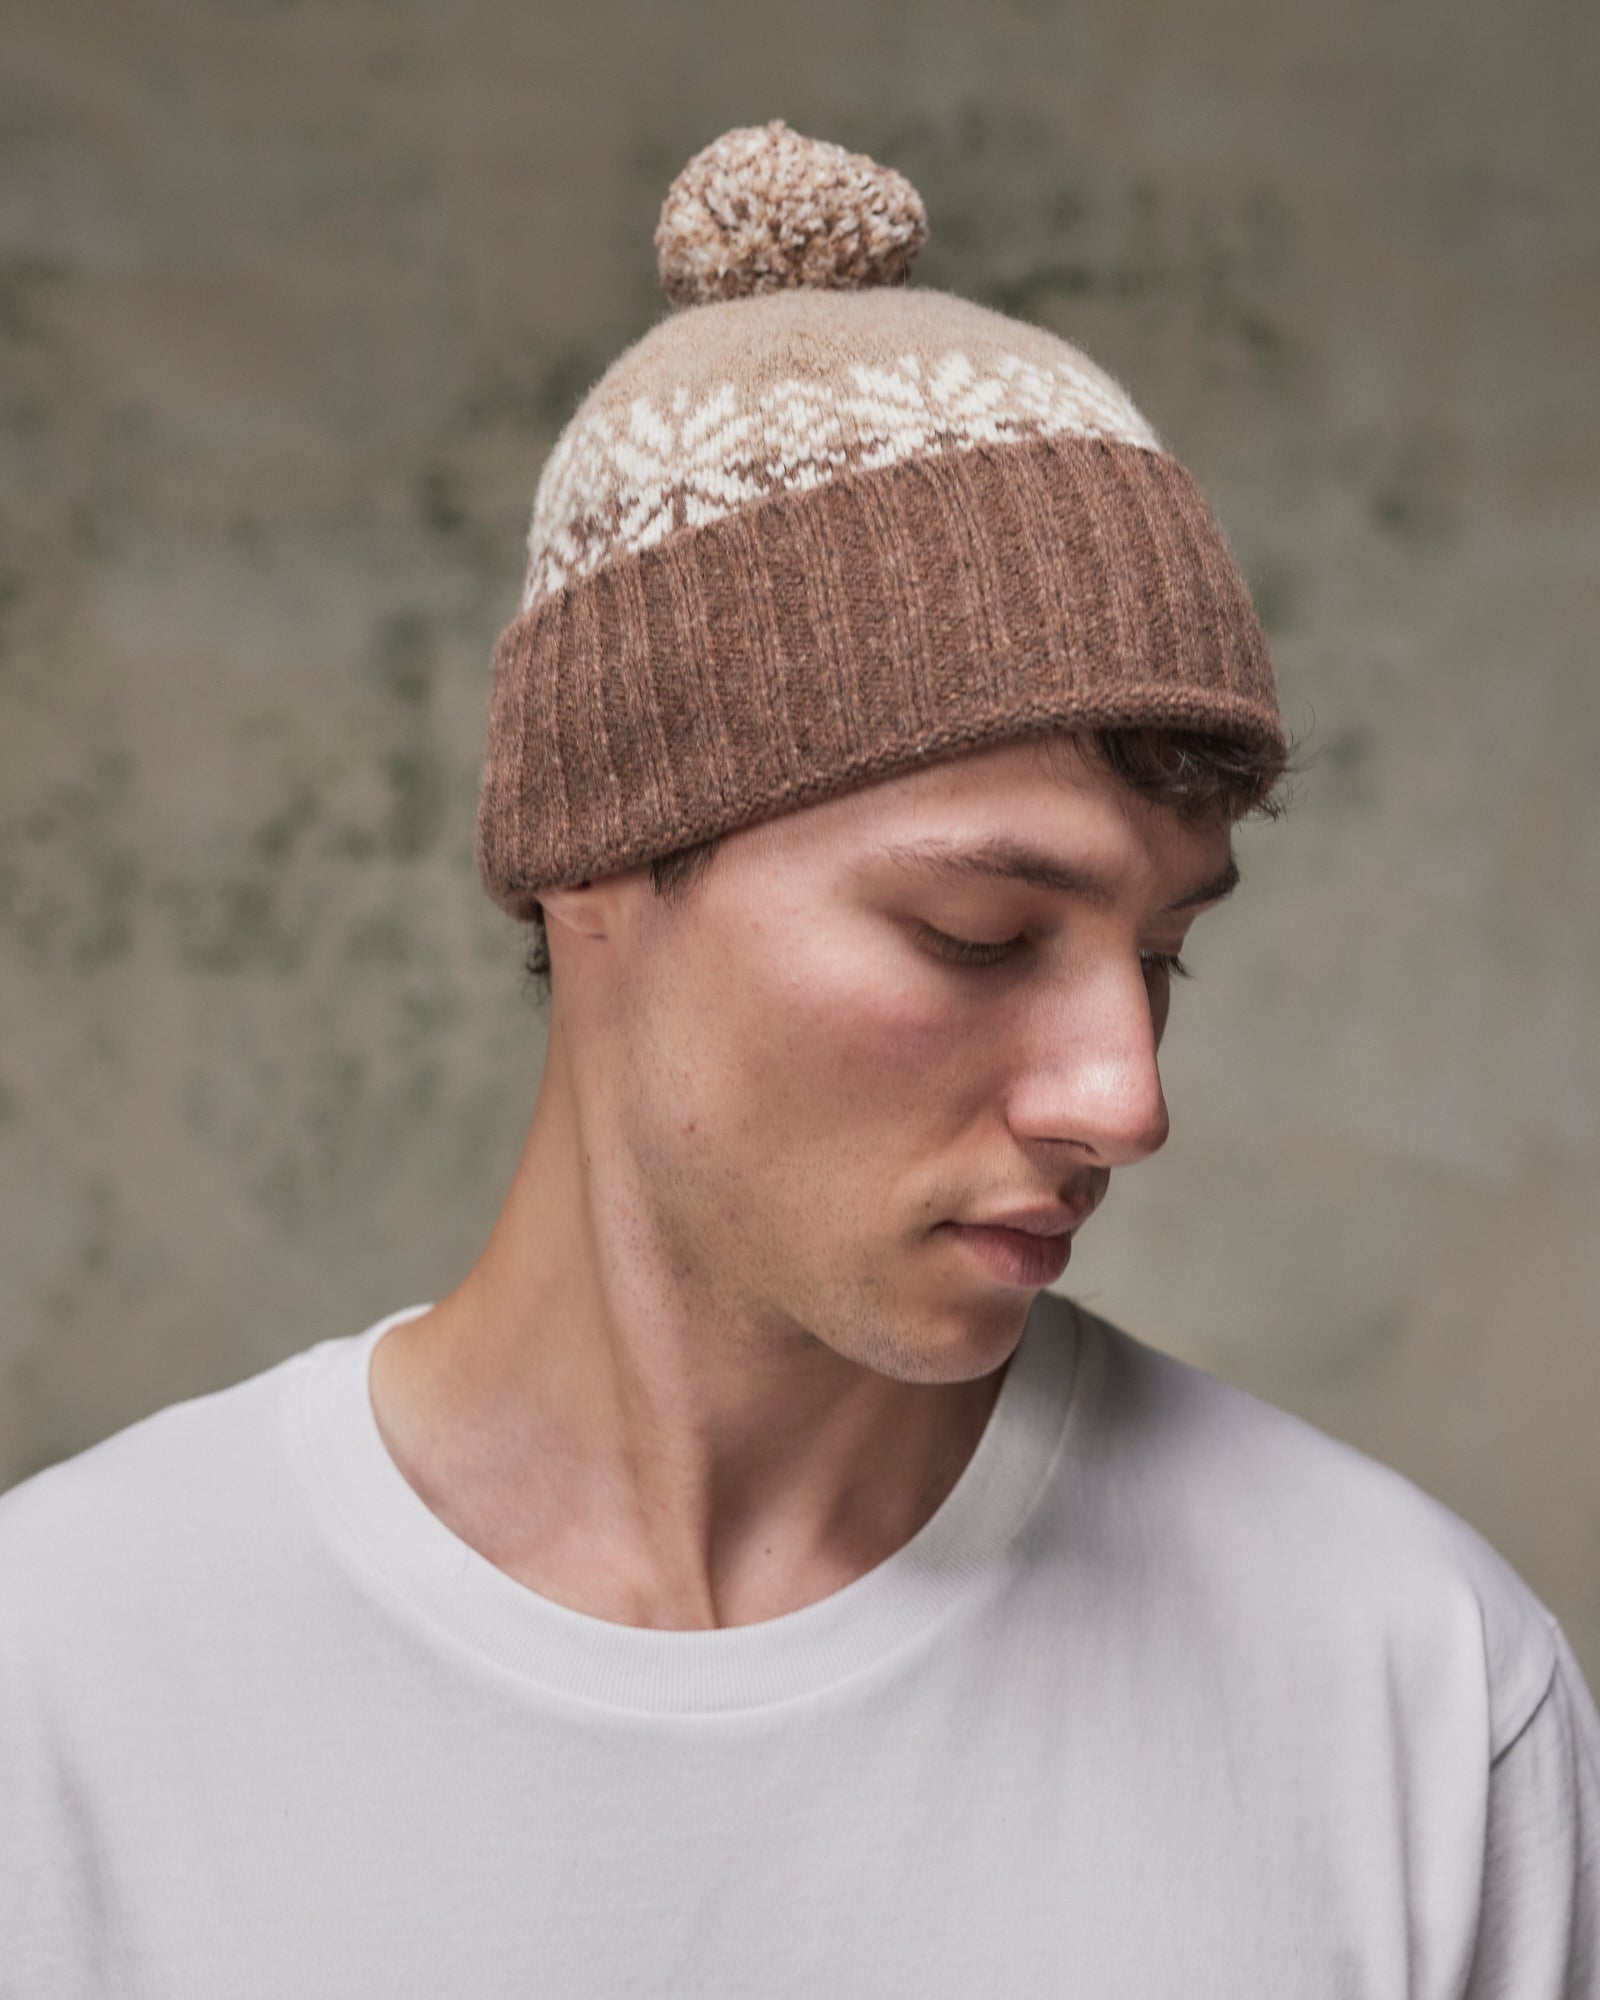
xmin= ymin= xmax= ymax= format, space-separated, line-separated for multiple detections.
xmin=719 ymin=954 xmax=989 ymax=1144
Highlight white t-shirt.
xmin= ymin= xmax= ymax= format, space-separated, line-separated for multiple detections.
xmin=1 ymin=1291 xmax=1596 ymax=1998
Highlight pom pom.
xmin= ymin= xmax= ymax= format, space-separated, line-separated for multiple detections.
xmin=654 ymin=119 xmax=929 ymax=309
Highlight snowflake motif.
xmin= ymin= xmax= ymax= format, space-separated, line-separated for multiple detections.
xmin=521 ymin=349 xmax=1162 ymax=611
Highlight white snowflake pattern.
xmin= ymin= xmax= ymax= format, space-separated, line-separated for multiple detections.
xmin=520 ymin=348 xmax=1162 ymax=611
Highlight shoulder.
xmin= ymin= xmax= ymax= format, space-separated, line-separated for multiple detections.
xmin=1059 ymin=1296 xmax=1563 ymax=1760
xmin=0 ymin=1342 xmax=319 ymax=1636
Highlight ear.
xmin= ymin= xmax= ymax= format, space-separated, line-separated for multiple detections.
xmin=538 ymin=880 xmax=608 ymax=941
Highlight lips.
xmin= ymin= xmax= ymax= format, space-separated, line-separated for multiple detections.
xmin=958 ymin=1203 xmax=1094 ymax=1237
xmin=938 ymin=1221 xmax=1075 ymax=1287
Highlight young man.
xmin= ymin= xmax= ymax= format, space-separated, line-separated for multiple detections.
xmin=3 ymin=121 xmax=1596 ymax=1996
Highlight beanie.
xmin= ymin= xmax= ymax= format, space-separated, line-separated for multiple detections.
xmin=476 ymin=119 xmax=1288 ymax=921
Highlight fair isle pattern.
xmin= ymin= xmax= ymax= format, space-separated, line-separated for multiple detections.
xmin=519 ymin=346 xmax=1166 ymax=612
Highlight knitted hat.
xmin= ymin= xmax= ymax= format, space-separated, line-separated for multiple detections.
xmin=476 ymin=119 xmax=1287 ymax=920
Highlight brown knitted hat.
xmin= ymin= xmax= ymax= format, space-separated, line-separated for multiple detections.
xmin=476 ymin=119 xmax=1288 ymax=920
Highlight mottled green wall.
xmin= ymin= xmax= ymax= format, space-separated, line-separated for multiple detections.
xmin=3 ymin=0 xmax=1595 ymax=1682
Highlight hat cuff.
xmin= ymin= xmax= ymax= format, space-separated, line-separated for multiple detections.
xmin=476 ymin=431 xmax=1286 ymax=918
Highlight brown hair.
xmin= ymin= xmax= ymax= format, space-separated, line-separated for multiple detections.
xmin=520 ymin=723 xmax=1300 ymax=996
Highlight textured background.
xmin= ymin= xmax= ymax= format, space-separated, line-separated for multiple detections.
xmin=2 ymin=0 xmax=1596 ymax=1686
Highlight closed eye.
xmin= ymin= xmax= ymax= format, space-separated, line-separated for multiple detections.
xmin=917 ymin=925 xmax=1192 ymax=980
xmin=916 ymin=925 xmax=1026 ymax=967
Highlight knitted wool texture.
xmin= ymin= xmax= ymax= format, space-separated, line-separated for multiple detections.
xmin=476 ymin=120 xmax=1288 ymax=919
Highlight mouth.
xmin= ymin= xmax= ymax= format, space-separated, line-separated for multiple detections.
xmin=935 ymin=1222 xmax=1074 ymax=1288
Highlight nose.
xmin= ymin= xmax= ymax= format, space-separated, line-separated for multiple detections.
xmin=1004 ymin=959 xmax=1171 ymax=1167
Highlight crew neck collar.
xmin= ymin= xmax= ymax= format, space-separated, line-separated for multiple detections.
xmin=291 ymin=1289 xmax=1086 ymax=1716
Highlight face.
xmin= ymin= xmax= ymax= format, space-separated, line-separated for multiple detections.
xmin=546 ymin=733 xmax=1240 ymax=1385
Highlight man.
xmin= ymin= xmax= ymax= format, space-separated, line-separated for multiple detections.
xmin=3 ymin=120 xmax=1596 ymax=1996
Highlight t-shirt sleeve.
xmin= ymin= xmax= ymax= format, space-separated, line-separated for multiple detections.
xmin=1463 ymin=1618 xmax=1600 ymax=1998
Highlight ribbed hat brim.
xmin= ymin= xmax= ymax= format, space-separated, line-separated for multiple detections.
xmin=477 ymin=431 xmax=1286 ymax=916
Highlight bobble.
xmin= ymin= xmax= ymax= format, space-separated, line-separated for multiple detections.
xmin=654 ymin=118 xmax=928 ymax=310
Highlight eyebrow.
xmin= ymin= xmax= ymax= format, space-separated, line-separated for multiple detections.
xmin=870 ymin=837 xmax=1242 ymax=914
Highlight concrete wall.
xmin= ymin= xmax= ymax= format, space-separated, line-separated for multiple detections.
xmin=3 ymin=0 xmax=1595 ymax=1685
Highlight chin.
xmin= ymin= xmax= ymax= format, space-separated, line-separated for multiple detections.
xmin=851 ymin=1296 xmax=1029 ymax=1387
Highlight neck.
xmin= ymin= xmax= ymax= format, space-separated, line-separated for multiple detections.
xmin=367 ymin=1021 xmax=1012 ymax=1632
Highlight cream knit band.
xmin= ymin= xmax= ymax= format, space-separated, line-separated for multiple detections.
xmin=476 ymin=121 xmax=1288 ymax=921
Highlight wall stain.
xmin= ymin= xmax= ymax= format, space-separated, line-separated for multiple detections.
xmin=341 ymin=902 xmax=416 ymax=969
xmin=1309 ymin=726 xmax=1376 ymax=811
xmin=164 ymin=873 xmax=317 ymax=977
xmin=243 ymin=993 xmax=458 ymax=1233
xmin=860 ymin=102 xmax=1305 ymax=389
xmin=412 ymin=461 xmax=501 ymax=573
xmin=0 ymin=252 xmax=74 ymax=345
xmin=415 ymin=462 xmax=469 ymax=537
xmin=347 ymin=611 xmax=450 ymax=859
xmin=367 ymin=608 xmax=434 ymax=705
xmin=253 ymin=780 xmax=322 ymax=865
xmin=0 ymin=558 xmax=24 ymax=653
xmin=1250 ymin=557 xmax=1302 ymax=636
xmin=0 ymin=749 xmax=140 ymax=968
xmin=66 ymin=495 xmax=123 ymax=562
xmin=455 ymin=337 xmax=613 ymax=437
xmin=1369 ymin=427 xmax=1461 ymax=547
xmin=382 ymin=744 xmax=446 ymax=860
xmin=228 ymin=511 xmax=267 ymax=555
xmin=0 ymin=390 xmax=52 ymax=494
